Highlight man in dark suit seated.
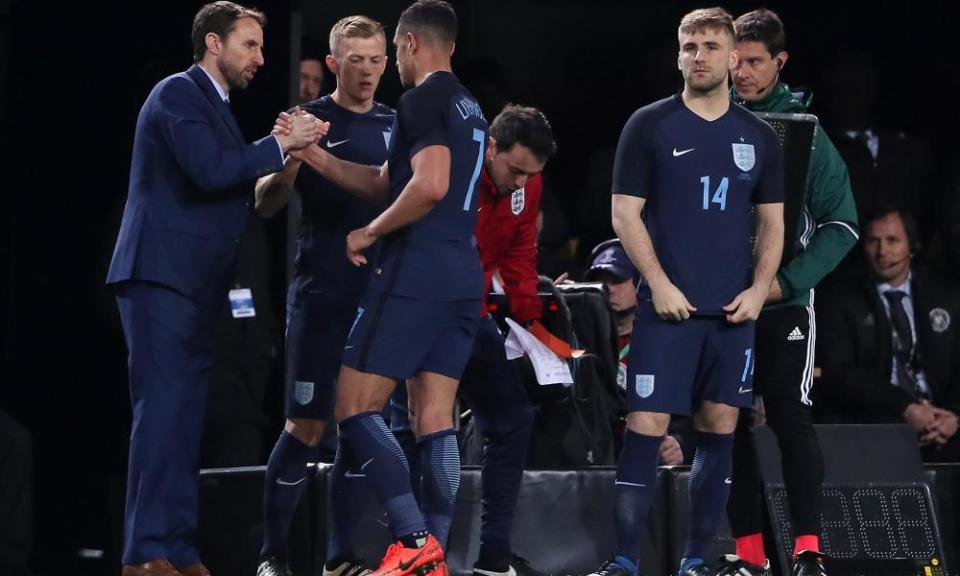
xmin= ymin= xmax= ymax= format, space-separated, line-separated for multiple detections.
xmin=818 ymin=207 xmax=960 ymax=462
xmin=106 ymin=3 xmax=323 ymax=575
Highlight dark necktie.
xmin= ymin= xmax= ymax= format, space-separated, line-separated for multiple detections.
xmin=883 ymin=290 xmax=917 ymax=394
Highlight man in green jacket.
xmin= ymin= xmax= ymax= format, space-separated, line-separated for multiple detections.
xmin=716 ymin=8 xmax=860 ymax=576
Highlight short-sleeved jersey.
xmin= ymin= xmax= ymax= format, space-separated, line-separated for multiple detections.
xmin=368 ymin=71 xmax=488 ymax=301
xmin=293 ymin=96 xmax=394 ymax=300
xmin=613 ymin=93 xmax=784 ymax=314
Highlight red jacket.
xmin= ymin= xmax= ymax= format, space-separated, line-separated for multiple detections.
xmin=476 ymin=170 xmax=543 ymax=323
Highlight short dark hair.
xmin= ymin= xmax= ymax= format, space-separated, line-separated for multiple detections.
xmin=397 ymin=0 xmax=457 ymax=46
xmin=191 ymin=1 xmax=267 ymax=62
xmin=734 ymin=8 xmax=786 ymax=56
xmin=865 ymin=205 xmax=921 ymax=254
xmin=489 ymin=104 xmax=557 ymax=162
xmin=679 ymin=7 xmax=735 ymax=40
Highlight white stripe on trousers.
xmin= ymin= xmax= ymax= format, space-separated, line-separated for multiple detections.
xmin=800 ymin=290 xmax=816 ymax=406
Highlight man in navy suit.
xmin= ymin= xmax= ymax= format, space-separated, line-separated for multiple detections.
xmin=106 ymin=3 xmax=323 ymax=575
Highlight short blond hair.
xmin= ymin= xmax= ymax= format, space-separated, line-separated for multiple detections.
xmin=679 ymin=7 xmax=735 ymax=40
xmin=329 ymin=15 xmax=385 ymax=56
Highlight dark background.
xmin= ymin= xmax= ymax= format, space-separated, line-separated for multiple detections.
xmin=2 ymin=0 xmax=959 ymax=573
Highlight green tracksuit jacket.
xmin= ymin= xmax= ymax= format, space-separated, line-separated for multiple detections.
xmin=732 ymin=82 xmax=860 ymax=310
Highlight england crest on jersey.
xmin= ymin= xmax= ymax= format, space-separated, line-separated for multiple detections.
xmin=635 ymin=374 xmax=655 ymax=398
xmin=731 ymin=143 xmax=756 ymax=172
xmin=294 ymin=380 xmax=314 ymax=405
xmin=511 ymin=187 xmax=525 ymax=215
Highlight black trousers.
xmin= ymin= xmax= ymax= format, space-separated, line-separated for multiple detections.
xmin=728 ymin=305 xmax=825 ymax=538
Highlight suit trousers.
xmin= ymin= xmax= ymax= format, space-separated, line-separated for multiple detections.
xmin=115 ymin=281 xmax=219 ymax=566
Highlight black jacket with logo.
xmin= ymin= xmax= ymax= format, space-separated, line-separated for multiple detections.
xmin=817 ymin=267 xmax=960 ymax=420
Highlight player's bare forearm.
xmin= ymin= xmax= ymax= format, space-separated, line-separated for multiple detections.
xmin=367 ymin=146 xmax=450 ymax=238
xmin=255 ymin=156 xmax=302 ymax=217
xmin=613 ymin=194 xmax=695 ymax=320
xmin=752 ymin=202 xmax=785 ymax=298
xmin=725 ymin=202 xmax=784 ymax=322
xmin=294 ymin=143 xmax=389 ymax=203
xmin=765 ymin=277 xmax=784 ymax=303
xmin=612 ymin=194 xmax=667 ymax=288
xmin=366 ymin=180 xmax=438 ymax=238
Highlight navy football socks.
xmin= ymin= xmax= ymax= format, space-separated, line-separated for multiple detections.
xmin=682 ymin=431 xmax=735 ymax=564
xmin=338 ymin=411 xmax=427 ymax=541
xmin=326 ymin=436 xmax=369 ymax=564
xmin=613 ymin=430 xmax=662 ymax=567
xmin=418 ymin=428 xmax=460 ymax=547
xmin=261 ymin=431 xmax=318 ymax=559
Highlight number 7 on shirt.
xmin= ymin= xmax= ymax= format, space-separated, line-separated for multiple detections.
xmin=463 ymin=128 xmax=486 ymax=211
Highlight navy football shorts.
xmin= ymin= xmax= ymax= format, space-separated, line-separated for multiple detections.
xmin=341 ymin=291 xmax=481 ymax=381
xmin=626 ymin=312 xmax=756 ymax=414
xmin=284 ymin=292 xmax=356 ymax=420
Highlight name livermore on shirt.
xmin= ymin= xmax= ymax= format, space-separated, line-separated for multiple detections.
xmin=369 ymin=71 xmax=489 ymax=302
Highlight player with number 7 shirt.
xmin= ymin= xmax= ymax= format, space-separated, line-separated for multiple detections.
xmin=286 ymin=2 xmax=487 ymax=576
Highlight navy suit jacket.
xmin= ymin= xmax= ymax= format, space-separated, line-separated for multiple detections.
xmin=107 ymin=65 xmax=283 ymax=305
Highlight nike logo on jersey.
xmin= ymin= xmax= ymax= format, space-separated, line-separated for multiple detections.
xmin=724 ymin=477 xmax=732 ymax=484
xmin=672 ymin=147 xmax=695 ymax=157
xmin=326 ymin=138 xmax=350 ymax=148
xmin=787 ymin=326 xmax=805 ymax=341
xmin=738 ymin=386 xmax=752 ymax=394
xmin=343 ymin=471 xmax=366 ymax=479
xmin=276 ymin=476 xmax=306 ymax=486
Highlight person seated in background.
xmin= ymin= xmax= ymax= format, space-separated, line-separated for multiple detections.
xmin=817 ymin=207 xmax=960 ymax=462
xmin=584 ymin=239 xmax=693 ymax=466
xmin=298 ymin=39 xmax=326 ymax=104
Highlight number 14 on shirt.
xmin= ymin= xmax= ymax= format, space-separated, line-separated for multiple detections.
xmin=700 ymin=175 xmax=729 ymax=212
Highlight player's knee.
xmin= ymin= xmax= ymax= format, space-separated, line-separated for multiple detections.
xmin=695 ymin=401 xmax=739 ymax=434
xmin=411 ymin=406 xmax=455 ymax=438
xmin=334 ymin=401 xmax=367 ymax=423
xmin=334 ymin=389 xmax=388 ymax=423
xmin=285 ymin=418 xmax=326 ymax=446
xmin=625 ymin=411 xmax=671 ymax=436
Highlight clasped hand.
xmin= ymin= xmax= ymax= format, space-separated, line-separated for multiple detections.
xmin=906 ymin=401 xmax=959 ymax=446
xmin=272 ymin=107 xmax=329 ymax=152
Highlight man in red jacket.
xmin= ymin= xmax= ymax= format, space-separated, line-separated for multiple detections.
xmin=391 ymin=104 xmax=556 ymax=576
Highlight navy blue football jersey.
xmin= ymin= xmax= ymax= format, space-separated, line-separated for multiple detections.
xmin=293 ymin=96 xmax=394 ymax=299
xmin=370 ymin=71 xmax=488 ymax=301
xmin=613 ymin=94 xmax=784 ymax=314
